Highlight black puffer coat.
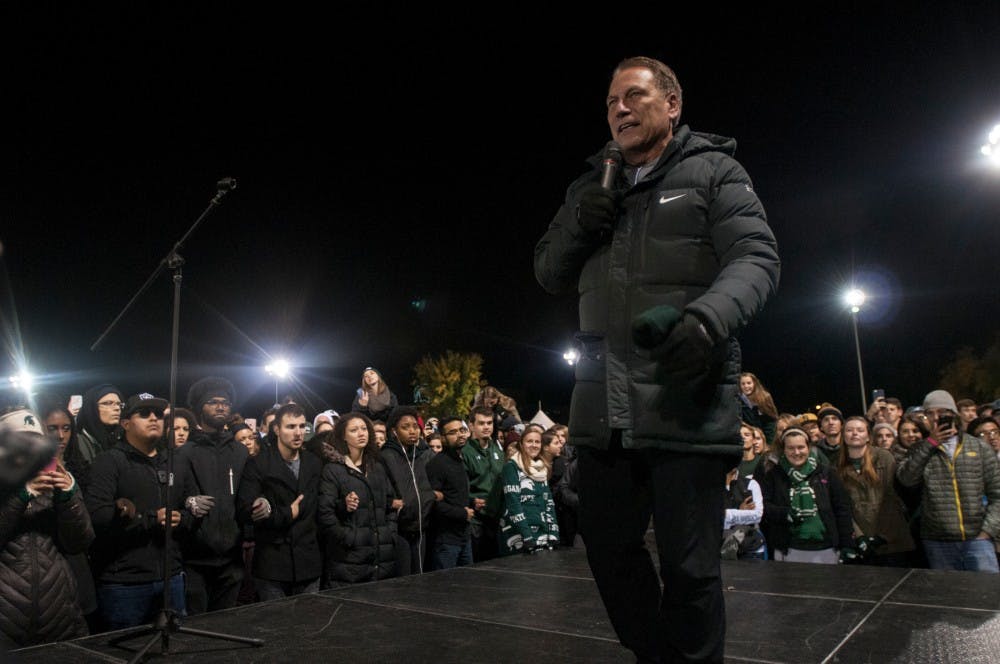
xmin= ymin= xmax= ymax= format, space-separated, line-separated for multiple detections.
xmin=0 ymin=487 xmax=94 ymax=648
xmin=535 ymin=126 xmax=780 ymax=454
xmin=318 ymin=453 xmax=397 ymax=585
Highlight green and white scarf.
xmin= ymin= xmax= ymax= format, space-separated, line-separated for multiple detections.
xmin=780 ymin=453 xmax=826 ymax=542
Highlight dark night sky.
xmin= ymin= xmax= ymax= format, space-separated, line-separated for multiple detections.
xmin=3 ymin=6 xmax=1000 ymax=422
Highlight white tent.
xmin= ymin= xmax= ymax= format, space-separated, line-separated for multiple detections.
xmin=529 ymin=402 xmax=556 ymax=430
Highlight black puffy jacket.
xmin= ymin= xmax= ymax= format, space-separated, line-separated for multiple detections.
xmin=0 ymin=487 xmax=94 ymax=648
xmin=318 ymin=454 xmax=397 ymax=585
xmin=535 ymin=126 xmax=780 ymax=454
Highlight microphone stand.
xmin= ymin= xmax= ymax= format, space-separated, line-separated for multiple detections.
xmin=92 ymin=177 xmax=263 ymax=661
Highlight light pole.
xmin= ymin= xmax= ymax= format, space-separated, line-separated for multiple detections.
xmin=265 ymin=358 xmax=290 ymax=404
xmin=844 ymin=288 xmax=867 ymax=414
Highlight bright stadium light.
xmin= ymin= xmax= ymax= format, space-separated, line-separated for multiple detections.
xmin=982 ymin=123 xmax=1000 ymax=168
xmin=266 ymin=359 xmax=291 ymax=378
xmin=563 ymin=348 xmax=580 ymax=366
xmin=265 ymin=358 xmax=292 ymax=402
xmin=8 ymin=371 xmax=33 ymax=393
xmin=844 ymin=288 xmax=866 ymax=313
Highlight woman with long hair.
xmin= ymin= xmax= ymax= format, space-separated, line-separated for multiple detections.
xmin=474 ymin=385 xmax=521 ymax=432
xmin=498 ymin=428 xmax=559 ymax=554
xmin=351 ymin=367 xmax=398 ymax=423
xmin=41 ymin=404 xmax=98 ymax=629
xmin=836 ymin=416 xmax=914 ymax=566
xmin=738 ymin=372 xmax=779 ymax=443
xmin=317 ymin=412 xmax=397 ymax=586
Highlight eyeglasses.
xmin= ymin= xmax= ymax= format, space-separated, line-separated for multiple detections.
xmin=98 ymin=400 xmax=125 ymax=410
xmin=133 ymin=407 xmax=164 ymax=419
xmin=443 ymin=428 xmax=468 ymax=436
xmin=978 ymin=429 xmax=1000 ymax=439
xmin=205 ymin=399 xmax=231 ymax=408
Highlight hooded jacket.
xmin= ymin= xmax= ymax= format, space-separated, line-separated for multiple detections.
xmin=379 ymin=437 xmax=435 ymax=537
xmin=534 ymin=126 xmax=780 ymax=454
xmin=75 ymin=383 xmax=124 ymax=463
xmin=85 ymin=440 xmax=196 ymax=583
xmin=176 ymin=427 xmax=249 ymax=565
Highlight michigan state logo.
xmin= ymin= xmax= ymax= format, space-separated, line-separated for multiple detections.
xmin=23 ymin=414 xmax=35 ymax=427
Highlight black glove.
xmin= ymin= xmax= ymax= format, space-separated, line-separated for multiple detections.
xmin=631 ymin=305 xmax=683 ymax=350
xmin=655 ymin=314 xmax=715 ymax=378
xmin=115 ymin=497 xmax=137 ymax=520
xmin=575 ymin=182 xmax=619 ymax=240
xmin=839 ymin=547 xmax=860 ymax=564
xmin=854 ymin=535 xmax=887 ymax=560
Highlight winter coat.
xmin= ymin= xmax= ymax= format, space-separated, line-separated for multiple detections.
xmin=237 ymin=444 xmax=322 ymax=583
xmin=896 ymin=434 xmax=1000 ymax=541
xmin=0 ymin=486 xmax=93 ymax=648
xmin=498 ymin=459 xmax=559 ymax=553
xmin=760 ymin=459 xmax=854 ymax=555
xmin=176 ymin=428 xmax=249 ymax=565
xmin=838 ymin=447 xmax=914 ymax=555
xmin=534 ymin=125 xmax=780 ymax=454
xmin=379 ymin=438 xmax=435 ymax=538
xmin=461 ymin=437 xmax=506 ymax=520
xmin=85 ymin=440 xmax=196 ymax=583
xmin=350 ymin=390 xmax=398 ymax=423
xmin=425 ymin=446 xmax=472 ymax=545
xmin=318 ymin=454 xmax=397 ymax=585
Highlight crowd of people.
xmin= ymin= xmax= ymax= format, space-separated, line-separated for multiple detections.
xmin=1 ymin=364 xmax=998 ymax=651
xmin=727 ymin=373 xmax=1000 ymax=572
xmin=0 ymin=372 xmax=576 ymax=650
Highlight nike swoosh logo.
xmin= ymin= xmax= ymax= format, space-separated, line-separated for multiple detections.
xmin=659 ymin=194 xmax=687 ymax=204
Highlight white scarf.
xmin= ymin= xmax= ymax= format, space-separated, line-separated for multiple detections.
xmin=511 ymin=451 xmax=548 ymax=483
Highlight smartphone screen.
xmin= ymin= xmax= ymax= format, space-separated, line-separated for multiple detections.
xmin=69 ymin=395 xmax=83 ymax=411
xmin=42 ymin=456 xmax=59 ymax=474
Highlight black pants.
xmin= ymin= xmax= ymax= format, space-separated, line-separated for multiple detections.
xmin=577 ymin=437 xmax=729 ymax=663
xmin=471 ymin=516 xmax=499 ymax=562
xmin=184 ymin=559 xmax=244 ymax=615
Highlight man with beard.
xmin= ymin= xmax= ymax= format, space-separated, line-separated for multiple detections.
xmin=426 ymin=417 xmax=474 ymax=569
xmin=237 ymin=403 xmax=321 ymax=599
xmin=176 ymin=376 xmax=249 ymax=614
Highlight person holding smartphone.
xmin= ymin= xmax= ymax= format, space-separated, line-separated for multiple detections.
xmin=0 ymin=407 xmax=94 ymax=647
xmin=896 ymin=389 xmax=1000 ymax=573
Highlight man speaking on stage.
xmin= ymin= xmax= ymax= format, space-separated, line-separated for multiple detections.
xmin=534 ymin=56 xmax=780 ymax=662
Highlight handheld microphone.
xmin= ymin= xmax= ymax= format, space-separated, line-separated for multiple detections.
xmin=600 ymin=141 xmax=623 ymax=190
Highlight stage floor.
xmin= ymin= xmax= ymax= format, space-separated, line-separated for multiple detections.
xmin=9 ymin=545 xmax=1000 ymax=663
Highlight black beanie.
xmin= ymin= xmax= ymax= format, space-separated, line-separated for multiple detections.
xmin=187 ymin=376 xmax=236 ymax=412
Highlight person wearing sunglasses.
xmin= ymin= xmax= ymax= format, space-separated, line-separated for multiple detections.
xmin=85 ymin=393 xmax=198 ymax=630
